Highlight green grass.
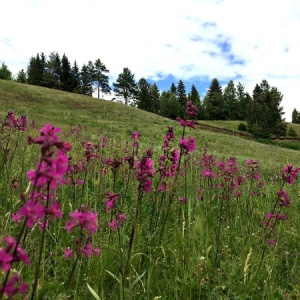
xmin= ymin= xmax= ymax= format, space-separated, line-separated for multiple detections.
xmin=1 ymin=79 xmax=300 ymax=299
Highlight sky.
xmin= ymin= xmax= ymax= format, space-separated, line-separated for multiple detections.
xmin=1 ymin=0 xmax=300 ymax=121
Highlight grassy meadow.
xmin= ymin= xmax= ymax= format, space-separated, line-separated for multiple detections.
xmin=1 ymin=79 xmax=300 ymax=299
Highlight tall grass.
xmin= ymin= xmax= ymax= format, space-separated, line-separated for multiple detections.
xmin=1 ymin=88 xmax=300 ymax=298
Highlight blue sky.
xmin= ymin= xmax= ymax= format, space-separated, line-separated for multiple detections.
xmin=1 ymin=0 xmax=300 ymax=121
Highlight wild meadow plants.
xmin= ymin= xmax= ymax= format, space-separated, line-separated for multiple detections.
xmin=0 ymin=105 xmax=300 ymax=299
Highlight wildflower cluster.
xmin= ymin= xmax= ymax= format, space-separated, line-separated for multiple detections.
xmin=262 ymin=164 xmax=299 ymax=247
xmin=0 ymin=237 xmax=30 ymax=299
xmin=64 ymin=205 xmax=100 ymax=259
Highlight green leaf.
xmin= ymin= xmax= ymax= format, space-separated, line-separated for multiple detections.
xmin=87 ymin=283 xmax=101 ymax=300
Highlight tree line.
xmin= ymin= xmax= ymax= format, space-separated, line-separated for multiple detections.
xmin=0 ymin=53 xmax=294 ymax=137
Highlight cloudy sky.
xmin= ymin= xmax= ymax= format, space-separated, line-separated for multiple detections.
xmin=1 ymin=0 xmax=299 ymax=121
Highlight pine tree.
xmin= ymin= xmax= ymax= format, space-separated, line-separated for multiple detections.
xmin=170 ymin=82 xmax=177 ymax=94
xmin=27 ymin=53 xmax=46 ymax=86
xmin=150 ymin=83 xmax=160 ymax=113
xmin=71 ymin=60 xmax=81 ymax=94
xmin=79 ymin=64 xmax=93 ymax=96
xmin=236 ymin=82 xmax=251 ymax=120
xmin=177 ymin=80 xmax=187 ymax=107
xmin=159 ymin=91 xmax=180 ymax=119
xmin=45 ymin=52 xmax=61 ymax=89
xmin=223 ymin=80 xmax=238 ymax=119
xmin=136 ymin=78 xmax=151 ymax=110
xmin=292 ymin=108 xmax=300 ymax=124
xmin=0 ymin=62 xmax=12 ymax=80
xmin=60 ymin=54 xmax=73 ymax=92
xmin=189 ymin=84 xmax=203 ymax=119
xmin=93 ymin=59 xmax=111 ymax=98
xmin=248 ymin=80 xmax=286 ymax=137
xmin=16 ymin=69 xmax=27 ymax=83
xmin=113 ymin=68 xmax=137 ymax=105
xmin=205 ymin=78 xmax=225 ymax=120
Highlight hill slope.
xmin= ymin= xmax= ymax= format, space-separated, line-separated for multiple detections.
xmin=1 ymin=79 xmax=299 ymax=171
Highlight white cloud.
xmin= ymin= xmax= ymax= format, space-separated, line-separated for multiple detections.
xmin=1 ymin=0 xmax=300 ymax=120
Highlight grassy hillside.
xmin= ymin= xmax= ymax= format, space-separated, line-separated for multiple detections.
xmin=0 ymin=79 xmax=299 ymax=170
xmin=2 ymin=79 xmax=300 ymax=299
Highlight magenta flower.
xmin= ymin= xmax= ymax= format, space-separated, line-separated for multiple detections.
xmin=1 ymin=273 xmax=28 ymax=299
xmin=186 ymin=100 xmax=199 ymax=116
xmin=282 ymin=164 xmax=299 ymax=184
xmin=179 ymin=136 xmax=196 ymax=154
xmin=12 ymin=199 xmax=45 ymax=228
xmin=104 ymin=192 xmax=120 ymax=211
xmin=64 ymin=248 xmax=74 ymax=259
xmin=109 ymin=220 xmax=120 ymax=231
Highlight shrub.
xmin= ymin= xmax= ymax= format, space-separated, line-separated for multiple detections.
xmin=238 ymin=123 xmax=247 ymax=131
xmin=288 ymin=127 xmax=297 ymax=137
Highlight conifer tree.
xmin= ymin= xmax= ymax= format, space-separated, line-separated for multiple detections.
xmin=0 ymin=62 xmax=12 ymax=80
xmin=150 ymin=83 xmax=160 ymax=113
xmin=205 ymin=78 xmax=225 ymax=120
xmin=16 ymin=69 xmax=27 ymax=83
xmin=113 ymin=67 xmax=137 ymax=105
xmin=71 ymin=60 xmax=81 ymax=93
xmin=45 ymin=52 xmax=61 ymax=89
xmin=223 ymin=80 xmax=238 ymax=119
xmin=177 ymin=79 xmax=187 ymax=107
xmin=60 ymin=54 xmax=73 ymax=92
xmin=136 ymin=77 xmax=151 ymax=110
xmin=27 ymin=53 xmax=46 ymax=86
xmin=292 ymin=108 xmax=300 ymax=124
xmin=170 ymin=82 xmax=177 ymax=94
xmin=93 ymin=59 xmax=111 ymax=98
xmin=80 ymin=64 xmax=93 ymax=96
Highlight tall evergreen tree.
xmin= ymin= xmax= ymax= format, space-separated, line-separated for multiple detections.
xmin=292 ymin=108 xmax=300 ymax=124
xmin=176 ymin=80 xmax=187 ymax=107
xmin=45 ymin=52 xmax=61 ymax=89
xmin=79 ymin=64 xmax=93 ymax=96
xmin=205 ymin=78 xmax=225 ymax=120
xmin=159 ymin=91 xmax=180 ymax=119
xmin=16 ymin=69 xmax=27 ymax=83
xmin=60 ymin=54 xmax=73 ymax=92
xmin=189 ymin=84 xmax=203 ymax=119
xmin=93 ymin=59 xmax=111 ymax=99
xmin=150 ymin=83 xmax=160 ymax=113
xmin=113 ymin=67 xmax=137 ymax=105
xmin=170 ymin=82 xmax=177 ymax=94
xmin=248 ymin=80 xmax=286 ymax=137
xmin=236 ymin=82 xmax=251 ymax=120
xmin=71 ymin=60 xmax=81 ymax=93
xmin=0 ymin=62 xmax=12 ymax=80
xmin=27 ymin=53 xmax=45 ymax=86
xmin=223 ymin=80 xmax=238 ymax=120
xmin=136 ymin=77 xmax=151 ymax=110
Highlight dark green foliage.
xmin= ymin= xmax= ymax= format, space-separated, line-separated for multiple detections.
xmin=247 ymin=80 xmax=286 ymax=138
xmin=27 ymin=53 xmax=46 ymax=86
xmin=170 ymin=82 xmax=177 ymax=94
xmin=0 ymin=62 xmax=12 ymax=80
xmin=136 ymin=78 xmax=151 ymax=111
xmin=60 ymin=54 xmax=74 ymax=92
xmin=204 ymin=78 xmax=225 ymax=120
xmin=291 ymin=108 xmax=300 ymax=124
xmin=176 ymin=80 xmax=187 ymax=107
xmin=93 ymin=59 xmax=111 ymax=99
xmin=288 ymin=127 xmax=297 ymax=137
xmin=150 ymin=83 xmax=160 ymax=113
xmin=44 ymin=52 xmax=61 ymax=89
xmin=238 ymin=123 xmax=247 ymax=131
xmin=223 ymin=80 xmax=238 ymax=120
xmin=71 ymin=61 xmax=81 ymax=94
xmin=236 ymin=82 xmax=250 ymax=120
xmin=16 ymin=69 xmax=27 ymax=83
xmin=113 ymin=67 xmax=137 ymax=105
xmin=159 ymin=91 xmax=180 ymax=119
xmin=79 ymin=64 xmax=93 ymax=96
xmin=189 ymin=84 xmax=203 ymax=119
